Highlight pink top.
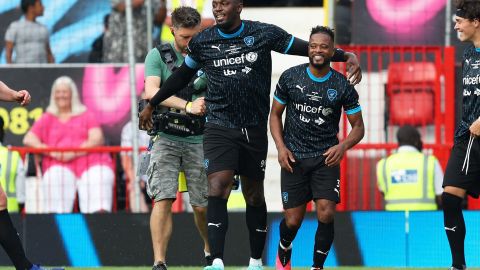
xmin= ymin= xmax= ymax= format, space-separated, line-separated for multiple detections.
xmin=30 ymin=111 xmax=113 ymax=177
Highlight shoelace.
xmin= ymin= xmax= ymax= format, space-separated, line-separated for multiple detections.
xmin=461 ymin=135 xmax=475 ymax=175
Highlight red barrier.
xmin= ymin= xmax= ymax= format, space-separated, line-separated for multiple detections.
xmin=332 ymin=46 xmax=456 ymax=211
xmin=9 ymin=146 xmax=184 ymax=214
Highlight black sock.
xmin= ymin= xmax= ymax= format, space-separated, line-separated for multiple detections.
xmin=279 ymin=218 xmax=298 ymax=248
xmin=278 ymin=219 xmax=298 ymax=267
xmin=442 ymin=192 xmax=466 ymax=269
xmin=313 ymin=220 xmax=334 ymax=268
xmin=207 ymin=197 xmax=228 ymax=260
xmin=0 ymin=209 xmax=32 ymax=270
xmin=246 ymin=202 xmax=267 ymax=259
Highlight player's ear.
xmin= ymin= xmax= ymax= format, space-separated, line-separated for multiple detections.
xmin=170 ymin=26 xmax=175 ymax=36
xmin=329 ymin=44 xmax=336 ymax=57
xmin=236 ymin=0 xmax=243 ymax=13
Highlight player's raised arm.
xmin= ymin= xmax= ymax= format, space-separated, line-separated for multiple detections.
xmin=285 ymin=37 xmax=362 ymax=85
xmin=0 ymin=81 xmax=31 ymax=106
xmin=139 ymin=61 xmax=197 ymax=130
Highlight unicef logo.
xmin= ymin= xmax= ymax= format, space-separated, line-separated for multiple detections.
xmin=322 ymin=107 xmax=333 ymax=116
xmin=246 ymin=52 xmax=258 ymax=63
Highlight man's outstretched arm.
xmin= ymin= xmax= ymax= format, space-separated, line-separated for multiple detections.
xmin=0 ymin=81 xmax=31 ymax=106
xmin=286 ymin=37 xmax=362 ymax=85
xmin=139 ymin=62 xmax=197 ymax=130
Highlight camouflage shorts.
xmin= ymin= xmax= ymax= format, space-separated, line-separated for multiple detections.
xmin=146 ymin=136 xmax=207 ymax=207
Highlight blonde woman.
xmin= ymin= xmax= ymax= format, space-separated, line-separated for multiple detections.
xmin=23 ymin=76 xmax=114 ymax=213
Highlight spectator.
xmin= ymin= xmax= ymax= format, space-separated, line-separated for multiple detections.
xmin=160 ymin=0 xmax=214 ymax=44
xmin=4 ymin=0 xmax=55 ymax=64
xmin=103 ymin=0 xmax=161 ymax=63
xmin=120 ymin=120 xmax=150 ymax=213
xmin=88 ymin=14 xmax=110 ymax=63
xmin=23 ymin=76 xmax=114 ymax=213
xmin=376 ymin=125 xmax=443 ymax=211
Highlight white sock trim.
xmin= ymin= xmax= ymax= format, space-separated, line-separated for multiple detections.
xmin=279 ymin=241 xmax=292 ymax=250
xmin=249 ymin=257 xmax=263 ymax=266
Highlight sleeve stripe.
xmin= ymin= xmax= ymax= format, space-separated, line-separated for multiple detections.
xmin=283 ymin=36 xmax=295 ymax=54
xmin=185 ymin=55 xmax=198 ymax=69
xmin=274 ymin=95 xmax=286 ymax=105
xmin=345 ymin=106 xmax=362 ymax=115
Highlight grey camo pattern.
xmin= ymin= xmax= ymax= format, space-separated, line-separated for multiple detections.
xmin=146 ymin=136 xmax=207 ymax=207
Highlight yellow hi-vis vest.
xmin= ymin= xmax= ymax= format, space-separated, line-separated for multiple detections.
xmin=227 ymin=189 xmax=246 ymax=211
xmin=161 ymin=0 xmax=206 ymax=43
xmin=376 ymin=151 xmax=437 ymax=211
xmin=0 ymin=146 xmax=20 ymax=212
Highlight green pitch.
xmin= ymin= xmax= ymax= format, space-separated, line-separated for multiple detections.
xmin=6 ymin=266 xmax=480 ymax=270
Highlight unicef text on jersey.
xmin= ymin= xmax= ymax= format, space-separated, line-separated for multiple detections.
xmin=213 ymin=52 xmax=258 ymax=68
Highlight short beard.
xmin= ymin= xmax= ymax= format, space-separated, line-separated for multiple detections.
xmin=309 ymin=58 xmax=331 ymax=70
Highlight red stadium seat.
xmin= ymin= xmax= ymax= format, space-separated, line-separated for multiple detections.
xmin=386 ymin=62 xmax=437 ymax=125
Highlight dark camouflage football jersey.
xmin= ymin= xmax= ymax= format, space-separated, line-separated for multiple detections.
xmin=274 ymin=64 xmax=361 ymax=159
xmin=455 ymin=45 xmax=480 ymax=142
xmin=185 ymin=20 xmax=294 ymax=128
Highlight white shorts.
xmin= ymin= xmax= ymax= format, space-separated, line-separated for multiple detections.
xmin=41 ymin=165 xmax=114 ymax=213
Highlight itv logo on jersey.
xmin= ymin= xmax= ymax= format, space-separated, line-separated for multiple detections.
xmin=224 ymin=69 xmax=237 ymax=76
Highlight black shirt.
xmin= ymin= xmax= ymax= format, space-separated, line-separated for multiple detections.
xmin=274 ymin=64 xmax=361 ymax=159
xmin=185 ymin=20 xmax=293 ymax=128
xmin=455 ymin=45 xmax=480 ymax=142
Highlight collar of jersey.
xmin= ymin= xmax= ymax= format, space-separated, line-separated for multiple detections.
xmin=217 ymin=22 xmax=245 ymax=39
xmin=307 ymin=67 xmax=332 ymax=82
xmin=476 ymin=47 xmax=480 ymax=53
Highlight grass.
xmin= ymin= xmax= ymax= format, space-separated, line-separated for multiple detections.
xmin=4 ymin=266 xmax=480 ymax=270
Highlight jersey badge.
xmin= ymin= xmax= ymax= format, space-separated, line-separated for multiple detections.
xmin=327 ymin=89 xmax=337 ymax=101
xmin=244 ymin=36 xmax=255 ymax=47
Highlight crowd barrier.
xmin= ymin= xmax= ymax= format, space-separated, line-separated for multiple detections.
xmin=7 ymin=146 xmax=197 ymax=214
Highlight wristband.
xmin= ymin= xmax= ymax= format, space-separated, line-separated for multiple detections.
xmin=185 ymin=102 xmax=192 ymax=114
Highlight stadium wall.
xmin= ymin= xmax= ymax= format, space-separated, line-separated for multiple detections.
xmin=2 ymin=212 xmax=480 ymax=268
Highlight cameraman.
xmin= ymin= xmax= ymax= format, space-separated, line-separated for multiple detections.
xmin=143 ymin=7 xmax=210 ymax=270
